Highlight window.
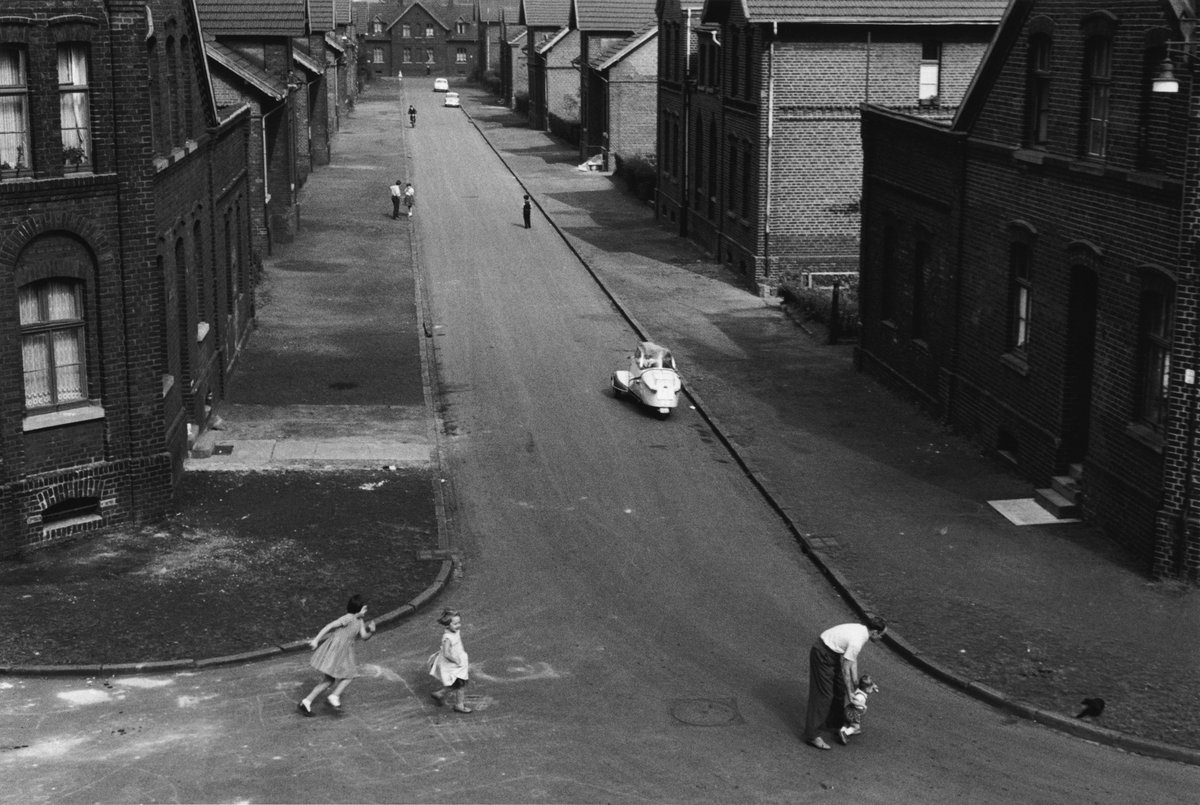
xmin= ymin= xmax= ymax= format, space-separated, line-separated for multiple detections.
xmin=456 ymin=48 xmax=467 ymax=64
xmin=58 ymin=44 xmax=92 ymax=170
xmin=739 ymin=141 xmax=749 ymax=217
xmin=692 ymin=115 xmax=703 ymax=209
xmin=1137 ymin=274 xmax=1174 ymax=431
xmin=743 ymin=30 xmax=752 ymax=98
xmin=920 ymin=42 xmax=941 ymax=105
xmin=1026 ymin=35 xmax=1052 ymax=146
xmin=880 ymin=225 xmax=896 ymax=322
xmin=0 ymin=46 xmax=30 ymax=174
xmin=402 ymin=24 xmax=411 ymax=38
xmin=426 ymin=49 xmax=434 ymax=64
xmin=727 ymin=141 xmax=737 ymax=213
xmin=426 ymin=25 xmax=435 ymax=38
xmin=457 ymin=21 xmax=467 ymax=35
xmin=373 ymin=21 xmax=383 ymax=35
xmin=912 ymin=239 xmax=929 ymax=339
xmin=1008 ymin=241 xmax=1032 ymax=353
xmin=1083 ymin=35 xmax=1112 ymax=158
xmin=373 ymin=47 xmax=384 ymax=65
xmin=729 ymin=31 xmax=739 ymax=97
xmin=20 ymin=280 xmax=88 ymax=409
xmin=403 ymin=48 xmax=412 ymax=63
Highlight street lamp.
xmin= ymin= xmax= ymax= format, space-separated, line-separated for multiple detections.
xmin=1153 ymin=7 xmax=1197 ymax=93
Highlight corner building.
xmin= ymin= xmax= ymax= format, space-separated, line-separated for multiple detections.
xmin=0 ymin=0 xmax=257 ymax=554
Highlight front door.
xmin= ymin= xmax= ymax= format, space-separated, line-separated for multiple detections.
xmin=1062 ymin=266 xmax=1098 ymax=462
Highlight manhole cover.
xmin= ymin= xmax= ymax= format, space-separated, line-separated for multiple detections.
xmin=670 ymin=698 xmax=742 ymax=726
xmin=213 ymin=444 xmax=234 ymax=455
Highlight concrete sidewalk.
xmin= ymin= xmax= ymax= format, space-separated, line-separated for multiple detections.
xmin=457 ymin=90 xmax=1200 ymax=759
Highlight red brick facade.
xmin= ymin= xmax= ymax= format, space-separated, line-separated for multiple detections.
xmin=858 ymin=0 xmax=1200 ymax=576
xmin=0 ymin=0 xmax=258 ymax=554
xmin=657 ymin=1 xmax=995 ymax=295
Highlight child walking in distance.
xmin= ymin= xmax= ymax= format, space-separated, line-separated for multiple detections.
xmin=838 ymin=675 xmax=879 ymax=744
xmin=298 ymin=594 xmax=376 ymax=715
xmin=428 ymin=609 xmax=472 ymax=713
xmin=522 ymin=195 xmax=531 ymax=228
xmin=403 ymin=182 xmax=415 ymax=216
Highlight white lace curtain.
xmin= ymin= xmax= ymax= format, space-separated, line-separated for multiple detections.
xmin=58 ymin=44 xmax=91 ymax=165
xmin=20 ymin=281 xmax=85 ymax=408
xmin=0 ymin=47 xmax=29 ymax=171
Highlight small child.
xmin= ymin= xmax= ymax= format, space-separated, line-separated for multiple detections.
xmin=428 ymin=609 xmax=472 ymax=713
xmin=838 ymin=674 xmax=879 ymax=744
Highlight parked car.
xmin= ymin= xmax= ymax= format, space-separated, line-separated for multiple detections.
xmin=433 ymin=77 xmax=449 ymax=92
xmin=611 ymin=342 xmax=683 ymax=416
xmin=443 ymin=91 xmax=460 ymax=108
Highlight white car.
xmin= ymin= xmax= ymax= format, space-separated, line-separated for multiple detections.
xmin=443 ymin=91 xmax=460 ymax=108
xmin=433 ymin=77 xmax=449 ymax=92
xmin=611 ymin=341 xmax=683 ymax=416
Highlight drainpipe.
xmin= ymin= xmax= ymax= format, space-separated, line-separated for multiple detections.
xmin=764 ymin=22 xmax=775 ymax=288
xmin=680 ymin=11 xmax=693 ymax=237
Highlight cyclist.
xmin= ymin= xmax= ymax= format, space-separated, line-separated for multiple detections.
xmin=408 ymin=105 xmax=417 ymax=127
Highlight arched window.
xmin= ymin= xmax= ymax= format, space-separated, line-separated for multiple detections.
xmin=20 ymin=279 xmax=88 ymax=409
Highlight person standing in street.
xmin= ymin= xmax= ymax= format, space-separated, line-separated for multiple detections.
xmin=428 ymin=609 xmax=472 ymax=713
xmin=403 ymin=182 xmax=415 ymax=216
xmin=522 ymin=194 xmax=531 ymax=228
xmin=803 ymin=615 xmax=887 ymax=750
xmin=390 ymin=178 xmax=403 ymax=219
xmin=298 ymin=594 xmax=376 ymax=715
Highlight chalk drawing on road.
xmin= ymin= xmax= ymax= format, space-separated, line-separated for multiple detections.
xmin=56 ymin=689 xmax=111 ymax=706
xmin=0 ymin=735 xmax=87 ymax=760
xmin=116 ymin=677 xmax=174 ymax=689
xmin=471 ymin=657 xmax=562 ymax=683
xmin=361 ymin=663 xmax=407 ymax=684
xmin=177 ymin=693 xmax=220 ymax=708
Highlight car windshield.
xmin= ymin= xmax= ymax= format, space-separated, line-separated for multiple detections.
xmin=637 ymin=344 xmax=675 ymax=370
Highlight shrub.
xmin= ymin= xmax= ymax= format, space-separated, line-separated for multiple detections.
xmin=778 ymin=272 xmax=860 ymax=340
xmin=615 ymin=154 xmax=657 ymax=202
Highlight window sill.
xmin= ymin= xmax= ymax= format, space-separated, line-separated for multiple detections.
xmin=1012 ymin=149 xmax=1045 ymax=165
xmin=1125 ymin=422 xmax=1163 ymax=454
xmin=1000 ymin=352 xmax=1029 ymax=376
xmin=24 ymin=403 xmax=105 ymax=432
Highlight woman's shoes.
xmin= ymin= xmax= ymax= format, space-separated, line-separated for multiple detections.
xmin=808 ymin=737 xmax=831 ymax=750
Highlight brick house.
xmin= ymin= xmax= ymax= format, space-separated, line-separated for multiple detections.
xmin=519 ymin=0 xmax=571 ymax=131
xmin=657 ymin=0 xmax=1002 ymax=295
xmin=354 ymin=1 xmax=404 ymax=82
xmin=582 ymin=24 xmax=658 ymax=169
xmin=477 ymin=2 xmax=521 ymax=83
xmin=198 ymin=0 xmax=310 ymax=250
xmin=576 ymin=0 xmax=657 ymax=164
xmin=382 ymin=1 xmax=479 ymax=81
xmin=0 ymin=0 xmax=258 ymax=554
xmin=857 ymin=0 xmax=1200 ymax=577
xmin=499 ymin=21 xmax=528 ymax=107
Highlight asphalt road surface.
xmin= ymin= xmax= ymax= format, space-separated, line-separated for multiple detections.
xmin=2 ymin=82 xmax=1199 ymax=804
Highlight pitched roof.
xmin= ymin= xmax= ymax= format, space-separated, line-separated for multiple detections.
xmin=196 ymin=0 xmax=309 ymax=37
xmin=708 ymin=0 xmax=1007 ymax=24
xmin=590 ymin=22 xmax=656 ymax=70
xmin=309 ymin=0 xmax=335 ymax=31
xmin=479 ymin=1 xmax=521 ymax=22
xmin=206 ymin=39 xmax=288 ymax=99
xmin=574 ymin=0 xmax=655 ymax=31
xmin=520 ymin=0 xmax=570 ymax=28
xmin=334 ymin=0 xmax=352 ymax=25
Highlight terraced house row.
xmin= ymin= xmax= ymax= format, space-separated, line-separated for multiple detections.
xmin=496 ymin=0 xmax=1200 ymax=579
xmin=0 ymin=0 xmax=359 ymax=556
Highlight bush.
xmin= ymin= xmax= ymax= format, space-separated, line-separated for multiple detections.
xmin=615 ymin=154 xmax=657 ymax=202
xmin=778 ymin=273 xmax=860 ymax=340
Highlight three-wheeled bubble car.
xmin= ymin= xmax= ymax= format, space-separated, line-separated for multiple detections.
xmin=611 ymin=341 xmax=683 ymax=416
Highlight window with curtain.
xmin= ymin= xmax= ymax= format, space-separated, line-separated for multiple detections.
xmin=0 ymin=46 xmax=30 ymax=174
xmin=403 ymin=48 xmax=411 ymax=63
xmin=1026 ymin=35 xmax=1052 ymax=147
xmin=59 ymin=44 xmax=92 ymax=170
xmin=1008 ymin=241 xmax=1032 ymax=353
xmin=20 ymin=280 xmax=88 ymax=409
xmin=425 ymin=25 xmax=434 ymax=38
xmin=402 ymin=24 xmax=411 ymax=37
xmin=1084 ymin=35 xmax=1112 ymax=158
xmin=1137 ymin=274 xmax=1174 ymax=431
xmin=373 ymin=47 xmax=384 ymax=64
xmin=457 ymin=21 xmax=467 ymax=35
xmin=456 ymin=48 xmax=466 ymax=64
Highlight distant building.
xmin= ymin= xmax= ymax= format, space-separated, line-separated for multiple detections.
xmin=657 ymin=0 xmax=1002 ymax=294
xmin=0 ymin=0 xmax=259 ymax=554
xmin=519 ymin=0 xmax=572 ymax=131
xmin=857 ymin=0 xmax=1200 ymax=578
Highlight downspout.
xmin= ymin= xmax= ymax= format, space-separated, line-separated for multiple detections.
xmin=865 ymin=30 xmax=871 ymax=104
xmin=680 ymin=12 xmax=693 ymax=236
xmin=765 ymin=22 xmax=775 ymax=287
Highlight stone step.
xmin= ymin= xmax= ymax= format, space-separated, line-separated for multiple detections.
xmin=1051 ymin=475 xmax=1081 ymax=503
xmin=1035 ymin=486 xmax=1080 ymax=519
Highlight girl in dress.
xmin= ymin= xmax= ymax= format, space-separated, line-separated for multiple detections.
xmin=298 ymin=594 xmax=376 ymax=714
xmin=428 ymin=609 xmax=471 ymax=713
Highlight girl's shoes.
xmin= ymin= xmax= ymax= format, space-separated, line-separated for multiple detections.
xmin=327 ymin=694 xmax=341 ymax=709
xmin=431 ymin=689 xmax=446 ymax=705
xmin=453 ymin=704 xmax=472 ymax=714
xmin=298 ymin=700 xmax=313 ymax=716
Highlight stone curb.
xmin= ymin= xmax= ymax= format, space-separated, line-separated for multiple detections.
xmin=0 ymin=558 xmax=456 ymax=678
xmin=462 ymin=99 xmax=1200 ymax=767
